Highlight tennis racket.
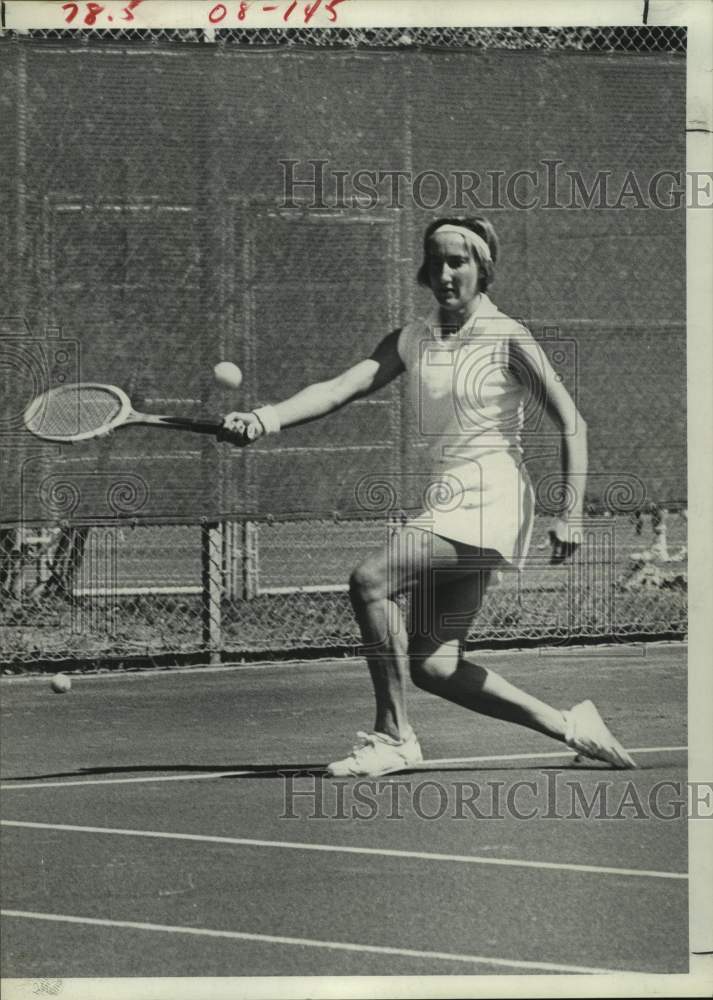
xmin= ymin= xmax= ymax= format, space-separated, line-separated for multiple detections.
xmin=23 ymin=383 xmax=255 ymax=443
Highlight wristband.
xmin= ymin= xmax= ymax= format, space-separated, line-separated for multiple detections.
xmin=253 ymin=405 xmax=281 ymax=435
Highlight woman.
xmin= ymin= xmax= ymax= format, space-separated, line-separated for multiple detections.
xmin=222 ymin=217 xmax=636 ymax=777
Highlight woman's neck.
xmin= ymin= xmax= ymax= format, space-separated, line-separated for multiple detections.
xmin=437 ymin=293 xmax=482 ymax=333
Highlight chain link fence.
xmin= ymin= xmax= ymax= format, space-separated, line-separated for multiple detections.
xmin=1 ymin=510 xmax=687 ymax=667
xmin=2 ymin=25 xmax=687 ymax=51
xmin=1 ymin=24 xmax=687 ymax=667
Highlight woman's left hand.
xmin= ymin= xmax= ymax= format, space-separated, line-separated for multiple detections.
xmin=548 ymin=517 xmax=580 ymax=565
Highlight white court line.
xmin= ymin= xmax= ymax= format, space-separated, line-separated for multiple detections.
xmin=1 ymin=820 xmax=687 ymax=881
xmin=0 ymin=909 xmax=633 ymax=975
xmin=0 ymin=769 xmax=253 ymax=790
xmin=0 ymin=744 xmax=687 ymax=790
xmin=424 ymin=745 xmax=687 ymax=765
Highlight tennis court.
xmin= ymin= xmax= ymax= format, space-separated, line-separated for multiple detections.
xmin=1 ymin=642 xmax=687 ymax=977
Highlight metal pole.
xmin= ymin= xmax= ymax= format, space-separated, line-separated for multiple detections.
xmin=201 ymin=520 xmax=223 ymax=665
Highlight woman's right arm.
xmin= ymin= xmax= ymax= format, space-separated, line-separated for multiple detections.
xmin=274 ymin=328 xmax=405 ymax=429
xmin=222 ymin=329 xmax=405 ymax=443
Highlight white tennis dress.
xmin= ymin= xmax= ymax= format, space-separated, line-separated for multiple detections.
xmin=397 ymin=293 xmax=535 ymax=568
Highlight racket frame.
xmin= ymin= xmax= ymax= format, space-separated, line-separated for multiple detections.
xmin=23 ymin=383 xmax=223 ymax=443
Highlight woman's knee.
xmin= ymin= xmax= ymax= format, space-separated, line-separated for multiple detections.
xmin=349 ymin=559 xmax=387 ymax=606
xmin=409 ymin=647 xmax=458 ymax=691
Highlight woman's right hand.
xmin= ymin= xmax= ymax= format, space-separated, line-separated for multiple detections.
xmin=219 ymin=411 xmax=263 ymax=446
xmin=548 ymin=517 xmax=580 ymax=565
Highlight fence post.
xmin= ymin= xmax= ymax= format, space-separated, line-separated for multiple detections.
xmin=222 ymin=520 xmax=236 ymax=600
xmin=11 ymin=527 xmax=23 ymax=599
xmin=201 ymin=520 xmax=223 ymax=665
xmin=243 ymin=520 xmax=259 ymax=600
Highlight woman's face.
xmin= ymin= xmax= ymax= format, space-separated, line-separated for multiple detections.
xmin=427 ymin=231 xmax=481 ymax=315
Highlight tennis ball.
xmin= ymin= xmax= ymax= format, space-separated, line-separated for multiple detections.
xmin=50 ymin=673 xmax=71 ymax=694
xmin=214 ymin=361 xmax=243 ymax=389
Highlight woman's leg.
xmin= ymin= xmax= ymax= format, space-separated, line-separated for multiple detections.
xmin=328 ymin=527 xmax=475 ymax=777
xmin=408 ymin=543 xmax=636 ymax=765
xmin=348 ymin=526 xmax=437 ymax=741
xmin=409 ymin=568 xmax=567 ymax=741
xmin=348 ymin=525 xmax=564 ymax=741
xmin=340 ymin=528 xmax=634 ymax=771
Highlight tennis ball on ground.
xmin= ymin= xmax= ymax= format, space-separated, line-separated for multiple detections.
xmin=213 ymin=362 xmax=243 ymax=389
xmin=50 ymin=673 xmax=71 ymax=694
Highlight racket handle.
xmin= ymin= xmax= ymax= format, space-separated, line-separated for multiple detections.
xmin=152 ymin=416 xmax=223 ymax=435
xmin=144 ymin=414 xmax=259 ymax=440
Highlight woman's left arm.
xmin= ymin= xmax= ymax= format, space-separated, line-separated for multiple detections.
xmin=509 ymin=327 xmax=588 ymax=558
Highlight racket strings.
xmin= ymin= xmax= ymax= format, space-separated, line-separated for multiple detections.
xmin=28 ymin=386 xmax=124 ymax=438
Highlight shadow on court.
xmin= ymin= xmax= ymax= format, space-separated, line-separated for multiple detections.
xmin=3 ymin=759 xmax=681 ymax=782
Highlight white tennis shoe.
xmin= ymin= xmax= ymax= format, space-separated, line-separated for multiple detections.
xmin=563 ymin=699 xmax=637 ymax=769
xmin=326 ymin=727 xmax=423 ymax=778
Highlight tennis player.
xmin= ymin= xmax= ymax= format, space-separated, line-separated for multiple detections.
xmin=222 ymin=217 xmax=636 ymax=777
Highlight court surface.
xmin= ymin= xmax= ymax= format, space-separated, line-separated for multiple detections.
xmin=1 ymin=643 xmax=687 ymax=977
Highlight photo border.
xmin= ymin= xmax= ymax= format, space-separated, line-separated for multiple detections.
xmin=1 ymin=1 xmax=710 ymax=998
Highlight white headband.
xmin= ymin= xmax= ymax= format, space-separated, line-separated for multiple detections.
xmin=431 ymin=224 xmax=492 ymax=264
